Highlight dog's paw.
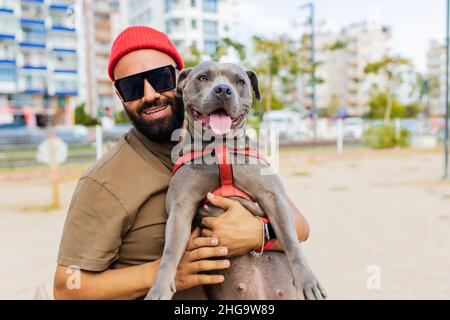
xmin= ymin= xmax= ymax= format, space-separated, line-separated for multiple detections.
xmin=144 ymin=283 xmax=176 ymax=300
xmin=295 ymin=271 xmax=327 ymax=300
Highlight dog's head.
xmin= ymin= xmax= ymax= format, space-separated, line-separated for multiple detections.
xmin=176 ymin=61 xmax=261 ymax=135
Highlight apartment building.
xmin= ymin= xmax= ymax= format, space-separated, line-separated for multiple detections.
xmin=0 ymin=0 xmax=79 ymax=125
xmin=116 ymin=0 xmax=236 ymax=56
xmin=79 ymin=0 xmax=117 ymax=117
xmin=427 ymin=41 xmax=446 ymax=116
xmin=308 ymin=20 xmax=390 ymax=116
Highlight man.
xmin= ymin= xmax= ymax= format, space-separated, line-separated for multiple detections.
xmin=53 ymin=26 xmax=310 ymax=300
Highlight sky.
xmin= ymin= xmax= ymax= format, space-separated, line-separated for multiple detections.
xmin=234 ymin=0 xmax=446 ymax=72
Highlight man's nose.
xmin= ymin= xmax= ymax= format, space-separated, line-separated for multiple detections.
xmin=141 ymin=79 xmax=160 ymax=103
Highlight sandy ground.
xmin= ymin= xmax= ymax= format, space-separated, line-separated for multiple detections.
xmin=0 ymin=147 xmax=449 ymax=300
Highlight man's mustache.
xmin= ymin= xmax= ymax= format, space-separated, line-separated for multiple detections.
xmin=137 ymin=98 xmax=172 ymax=114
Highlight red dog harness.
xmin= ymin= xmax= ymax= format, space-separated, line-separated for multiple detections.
xmin=172 ymin=144 xmax=274 ymax=251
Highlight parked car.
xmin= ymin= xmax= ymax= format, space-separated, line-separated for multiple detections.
xmin=0 ymin=125 xmax=90 ymax=149
xmin=0 ymin=126 xmax=46 ymax=149
xmin=53 ymin=125 xmax=90 ymax=147
xmin=260 ymin=110 xmax=313 ymax=141
xmin=399 ymin=119 xmax=422 ymax=135
xmin=102 ymin=123 xmax=133 ymax=142
xmin=343 ymin=117 xmax=364 ymax=138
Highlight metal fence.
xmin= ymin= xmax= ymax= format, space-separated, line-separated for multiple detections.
xmin=0 ymin=118 xmax=445 ymax=170
xmin=0 ymin=124 xmax=130 ymax=169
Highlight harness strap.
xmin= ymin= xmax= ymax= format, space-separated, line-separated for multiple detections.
xmin=215 ymin=144 xmax=234 ymax=197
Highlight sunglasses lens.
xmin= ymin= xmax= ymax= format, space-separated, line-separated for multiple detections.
xmin=117 ymin=75 xmax=144 ymax=102
xmin=147 ymin=66 xmax=176 ymax=93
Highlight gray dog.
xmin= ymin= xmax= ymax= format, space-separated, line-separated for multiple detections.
xmin=145 ymin=61 xmax=325 ymax=300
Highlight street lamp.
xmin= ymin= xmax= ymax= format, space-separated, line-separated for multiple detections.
xmin=300 ymin=2 xmax=317 ymax=139
xmin=445 ymin=0 xmax=449 ymax=179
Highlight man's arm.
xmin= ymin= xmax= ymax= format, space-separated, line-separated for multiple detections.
xmin=54 ymin=261 xmax=158 ymax=300
xmin=200 ymin=193 xmax=310 ymax=257
xmin=54 ymin=228 xmax=230 ymax=300
xmin=269 ymin=197 xmax=310 ymax=251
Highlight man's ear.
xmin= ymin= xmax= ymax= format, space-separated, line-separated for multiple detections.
xmin=176 ymin=68 xmax=193 ymax=97
xmin=246 ymin=70 xmax=262 ymax=102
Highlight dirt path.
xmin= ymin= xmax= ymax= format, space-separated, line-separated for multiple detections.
xmin=0 ymin=148 xmax=449 ymax=299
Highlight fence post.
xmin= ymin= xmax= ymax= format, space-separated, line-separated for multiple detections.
xmin=395 ymin=118 xmax=401 ymax=142
xmin=337 ymin=118 xmax=343 ymax=154
xmin=48 ymin=132 xmax=61 ymax=209
xmin=96 ymin=125 xmax=103 ymax=160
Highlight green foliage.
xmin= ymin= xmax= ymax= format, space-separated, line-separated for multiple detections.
xmin=323 ymin=40 xmax=347 ymax=51
xmin=363 ymin=125 xmax=410 ymax=149
xmin=366 ymin=91 xmax=405 ymax=119
xmin=403 ymin=102 xmax=423 ymax=118
xmin=364 ymin=56 xmax=411 ymax=78
xmin=318 ymin=93 xmax=340 ymax=117
xmin=74 ymin=103 xmax=98 ymax=126
xmin=114 ymin=110 xmax=130 ymax=124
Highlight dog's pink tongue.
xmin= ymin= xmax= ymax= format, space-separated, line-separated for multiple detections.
xmin=209 ymin=110 xmax=232 ymax=135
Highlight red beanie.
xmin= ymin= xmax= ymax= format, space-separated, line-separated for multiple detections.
xmin=108 ymin=26 xmax=184 ymax=81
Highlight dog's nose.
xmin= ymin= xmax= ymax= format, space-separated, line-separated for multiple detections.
xmin=213 ymin=84 xmax=233 ymax=100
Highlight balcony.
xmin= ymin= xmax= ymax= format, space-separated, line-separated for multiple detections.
xmin=21 ymin=0 xmax=44 ymax=4
xmin=0 ymin=34 xmax=15 ymax=40
xmin=0 ymin=60 xmax=17 ymax=92
xmin=52 ymin=48 xmax=76 ymax=54
xmin=49 ymin=4 xmax=71 ymax=11
xmin=54 ymin=69 xmax=76 ymax=74
xmin=50 ymin=25 xmax=75 ymax=32
xmin=0 ymin=8 xmax=14 ymax=14
xmin=22 ymin=65 xmax=47 ymax=70
xmin=20 ymin=74 xmax=47 ymax=94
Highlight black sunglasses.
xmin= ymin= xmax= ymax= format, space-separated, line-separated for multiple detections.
xmin=114 ymin=65 xmax=176 ymax=102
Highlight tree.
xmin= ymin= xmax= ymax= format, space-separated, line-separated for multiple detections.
xmin=252 ymin=36 xmax=305 ymax=115
xmin=364 ymin=55 xmax=411 ymax=122
xmin=213 ymin=37 xmax=246 ymax=62
xmin=74 ymin=103 xmax=98 ymax=126
xmin=365 ymin=90 xmax=406 ymax=119
xmin=183 ymin=43 xmax=203 ymax=68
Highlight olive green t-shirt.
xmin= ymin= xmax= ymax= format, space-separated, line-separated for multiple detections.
xmin=57 ymin=128 xmax=206 ymax=299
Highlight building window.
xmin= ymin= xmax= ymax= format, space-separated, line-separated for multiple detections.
xmin=166 ymin=19 xmax=183 ymax=34
xmin=172 ymin=40 xmax=184 ymax=49
xmin=203 ymin=0 xmax=218 ymax=13
xmin=191 ymin=0 xmax=196 ymax=7
xmin=22 ymin=25 xmax=46 ymax=44
xmin=191 ymin=19 xmax=197 ymax=29
xmin=0 ymin=63 xmax=16 ymax=82
xmin=203 ymin=20 xmax=218 ymax=37
xmin=165 ymin=0 xmax=180 ymax=12
xmin=204 ymin=40 xmax=218 ymax=56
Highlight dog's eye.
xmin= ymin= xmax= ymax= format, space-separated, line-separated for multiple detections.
xmin=198 ymin=75 xmax=208 ymax=82
xmin=236 ymin=79 xmax=245 ymax=86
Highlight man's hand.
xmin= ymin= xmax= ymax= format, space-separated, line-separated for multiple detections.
xmin=200 ymin=193 xmax=263 ymax=257
xmin=174 ymin=227 xmax=231 ymax=292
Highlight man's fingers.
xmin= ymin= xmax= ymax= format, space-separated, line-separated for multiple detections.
xmin=190 ymin=274 xmax=225 ymax=286
xmin=190 ymin=259 xmax=230 ymax=273
xmin=186 ymin=227 xmax=202 ymax=250
xmin=188 ymin=246 xmax=228 ymax=261
xmin=201 ymin=217 xmax=217 ymax=230
xmin=201 ymin=228 xmax=214 ymax=238
xmin=206 ymin=192 xmax=237 ymax=210
xmin=190 ymin=227 xmax=201 ymax=240
xmin=187 ymin=236 xmax=218 ymax=251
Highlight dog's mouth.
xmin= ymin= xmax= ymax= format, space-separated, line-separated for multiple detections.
xmin=191 ymin=108 xmax=243 ymax=134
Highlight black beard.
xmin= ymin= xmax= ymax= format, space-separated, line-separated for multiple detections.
xmin=124 ymin=96 xmax=184 ymax=143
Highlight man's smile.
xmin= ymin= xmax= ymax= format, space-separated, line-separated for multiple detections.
xmin=140 ymin=100 xmax=172 ymax=120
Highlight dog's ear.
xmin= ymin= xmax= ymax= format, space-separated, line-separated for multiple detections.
xmin=176 ymin=68 xmax=193 ymax=97
xmin=246 ymin=70 xmax=262 ymax=102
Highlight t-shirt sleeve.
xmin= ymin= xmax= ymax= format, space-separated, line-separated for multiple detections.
xmin=57 ymin=177 xmax=131 ymax=272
